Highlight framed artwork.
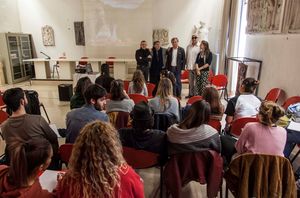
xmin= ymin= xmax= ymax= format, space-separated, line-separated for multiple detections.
xmin=153 ymin=29 xmax=169 ymax=46
xmin=74 ymin=22 xmax=85 ymax=46
xmin=41 ymin=25 xmax=55 ymax=46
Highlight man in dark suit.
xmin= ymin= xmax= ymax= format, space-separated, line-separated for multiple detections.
xmin=135 ymin=40 xmax=152 ymax=81
xmin=166 ymin=37 xmax=185 ymax=98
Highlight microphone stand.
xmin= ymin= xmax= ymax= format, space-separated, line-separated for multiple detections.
xmin=40 ymin=51 xmax=51 ymax=59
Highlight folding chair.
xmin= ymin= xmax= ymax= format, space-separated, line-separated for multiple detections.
xmin=208 ymin=118 xmax=222 ymax=133
xmin=123 ymin=147 xmax=163 ymax=198
xmin=180 ymin=70 xmax=189 ymax=84
xmin=146 ymin=83 xmax=156 ymax=98
xmin=128 ymin=94 xmax=148 ymax=104
xmin=58 ymin=144 xmax=73 ymax=169
xmin=123 ymin=80 xmax=130 ymax=93
xmin=282 ymin=96 xmax=300 ymax=110
xmin=186 ymin=95 xmax=202 ymax=105
xmin=264 ymin=88 xmax=282 ymax=103
xmin=107 ymin=111 xmax=130 ymax=130
xmin=0 ymin=109 xmax=9 ymax=124
xmin=211 ymin=74 xmax=228 ymax=101
xmin=230 ymin=117 xmax=258 ymax=137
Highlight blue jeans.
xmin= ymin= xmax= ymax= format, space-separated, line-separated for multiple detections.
xmin=283 ymin=128 xmax=300 ymax=158
xmin=169 ymin=68 xmax=181 ymax=97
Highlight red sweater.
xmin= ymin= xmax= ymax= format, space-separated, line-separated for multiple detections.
xmin=56 ymin=164 xmax=144 ymax=198
xmin=0 ymin=165 xmax=55 ymax=198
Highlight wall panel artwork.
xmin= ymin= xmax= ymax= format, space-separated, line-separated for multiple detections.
xmin=152 ymin=29 xmax=169 ymax=46
xmin=283 ymin=0 xmax=300 ymax=33
xmin=74 ymin=21 xmax=85 ymax=46
xmin=41 ymin=25 xmax=55 ymax=46
xmin=246 ymin=0 xmax=286 ymax=34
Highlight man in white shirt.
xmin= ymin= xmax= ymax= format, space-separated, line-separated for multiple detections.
xmin=185 ymin=35 xmax=200 ymax=98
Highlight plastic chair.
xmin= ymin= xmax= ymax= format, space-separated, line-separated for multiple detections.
xmin=208 ymin=119 xmax=222 ymax=133
xmin=106 ymin=56 xmax=116 ymax=69
xmin=224 ymin=153 xmax=296 ymax=198
xmin=207 ymin=70 xmax=214 ymax=85
xmin=282 ymin=96 xmax=300 ymax=110
xmin=123 ymin=80 xmax=130 ymax=93
xmin=211 ymin=74 xmax=228 ymax=101
xmin=264 ymin=88 xmax=282 ymax=103
xmin=230 ymin=117 xmax=258 ymax=137
xmin=58 ymin=143 xmax=73 ymax=169
xmin=146 ymin=83 xmax=155 ymax=97
xmin=78 ymin=56 xmax=88 ymax=65
xmin=128 ymin=94 xmax=148 ymax=104
xmin=0 ymin=91 xmax=5 ymax=107
xmin=186 ymin=95 xmax=202 ymax=105
xmin=180 ymin=70 xmax=189 ymax=84
xmin=123 ymin=147 xmax=163 ymax=198
xmin=0 ymin=110 xmax=9 ymax=124
xmin=164 ymin=150 xmax=223 ymax=198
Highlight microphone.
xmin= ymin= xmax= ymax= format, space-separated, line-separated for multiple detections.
xmin=40 ymin=51 xmax=51 ymax=59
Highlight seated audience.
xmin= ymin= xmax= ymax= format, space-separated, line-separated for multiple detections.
xmin=149 ymin=78 xmax=179 ymax=121
xmin=0 ymin=139 xmax=54 ymax=197
xmin=1 ymin=88 xmax=58 ymax=169
xmin=56 ymin=121 xmax=144 ymax=198
xmin=106 ymin=79 xmax=135 ymax=113
xmin=235 ymin=101 xmax=286 ymax=156
xmin=153 ymin=69 xmax=176 ymax=97
xmin=70 ymin=77 xmax=92 ymax=109
xmin=128 ymin=69 xmax=148 ymax=96
xmin=225 ymin=77 xmax=261 ymax=129
xmin=202 ymin=86 xmax=224 ymax=121
xmin=167 ymin=100 xmax=221 ymax=155
xmin=118 ymin=101 xmax=166 ymax=155
xmin=66 ymin=84 xmax=108 ymax=143
xmin=95 ymin=63 xmax=114 ymax=93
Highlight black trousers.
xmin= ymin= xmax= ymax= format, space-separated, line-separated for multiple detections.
xmin=137 ymin=65 xmax=149 ymax=82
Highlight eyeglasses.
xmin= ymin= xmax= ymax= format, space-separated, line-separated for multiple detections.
xmin=192 ymin=37 xmax=197 ymax=39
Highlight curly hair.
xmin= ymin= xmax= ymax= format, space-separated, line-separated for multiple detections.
xmin=258 ymin=101 xmax=285 ymax=126
xmin=60 ymin=121 xmax=124 ymax=198
xmin=132 ymin=69 xmax=145 ymax=94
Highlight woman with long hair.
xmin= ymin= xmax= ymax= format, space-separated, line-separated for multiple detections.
xmin=167 ymin=100 xmax=220 ymax=154
xmin=128 ymin=69 xmax=148 ymax=96
xmin=235 ymin=101 xmax=286 ymax=156
xmin=202 ymin=86 xmax=224 ymax=120
xmin=0 ymin=139 xmax=54 ymax=197
xmin=70 ymin=77 xmax=92 ymax=109
xmin=149 ymin=78 xmax=179 ymax=121
xmin=195 ymin=40 xmax=213 ymax=95
xmin=56 ymin=121 xmax=144 ymax=198
xmin=106 ymin=79 xmax=134 ymax=113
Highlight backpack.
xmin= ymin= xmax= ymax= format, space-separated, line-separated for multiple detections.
xmin=287 ymin=103 xmax=300 ymax=123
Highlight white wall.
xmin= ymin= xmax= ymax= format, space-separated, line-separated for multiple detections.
xmin=17 ymin=0 xmax=85 ymax=59
xmin=0 ymin=0 xmax=21 ymax=32
xmin=152 ymin=0 xmax=224 ymax=53
xmin=244 ymin=34 xmax=300 ymax=99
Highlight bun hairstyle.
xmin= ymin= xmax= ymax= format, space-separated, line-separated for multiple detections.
xmin=242 ymin=77 xmax=260 ymax=93
xmin=258 ymin=101 xmax=285 ymax=126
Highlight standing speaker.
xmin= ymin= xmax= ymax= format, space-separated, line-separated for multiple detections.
xmin=58 ymin=84 xmax=73 ymax=101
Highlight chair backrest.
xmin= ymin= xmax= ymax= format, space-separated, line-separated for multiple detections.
xmin=187 ymin=95 xmax=202 ymax=105
xmin=0 ymin=110 xmax=9 ymax=124
xmin=123 ymin=80 xmax=130 ymax=93
xmin=208 ymin=119 xmax=222 ymax=133
xmin=146 ymin=83 xmax=155 ymax=97
xmin=181 ymin=70 xmax=189 ymax=80
xmin=128 ymin=94 xmax=148 ymax=104
xmin=225 ymin=153 xmax=296 ymax=198
xmin=207 ymin=70 xmax=214 ymax=84
xmin=282 ymin=96 xmax=300 ymax=110
xmin=78 ymin=56 xmax=88 ymax=65
xmin=230 ymin=117 xmax=258 ymax=137
xmin=164 ymin=150 xmax=223 ymax=198
xmin=153 ymin=113 xmax=177 ymax=132
xmin=0 ymin=92 xmax=5 ymax=107
xmin=106 ymin=56 xmax=116 ymax=66
xmin=59 ymin=144 xmax=73 ymax=166
xmin=211 ymin=74 xmax=228 ymax=87
xmin=123 ymin=146 xmax=159 ymax=169
xmin=107 ymin=111 xmax=130 ymax=130
xmin=264 ymin=88 xmax=282 ymax=103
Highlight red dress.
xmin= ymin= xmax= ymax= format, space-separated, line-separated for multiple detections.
xmin=56 ymin=164 xmax=144 ymax=198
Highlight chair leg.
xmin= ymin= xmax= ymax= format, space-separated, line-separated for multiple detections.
xmin=52 ymin=65 xmax=55 ymax=78
xmin=56 ymin=66 xmax=59 ymax=79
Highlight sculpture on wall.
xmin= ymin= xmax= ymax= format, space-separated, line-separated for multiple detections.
xmin=74 ymin=22 xmax=85 ymax=46
xmin=152 ymin=29 xmax=169 ymax=46
xmin=283 ymin=0 xmax=300 ymax=33
xmin=41 ymin=25 xmax=55 ymax=46
xmin=246 ymin=0 xmax=285 ymax=33
xmin=194 ymin=21 xmax=211 ymax=42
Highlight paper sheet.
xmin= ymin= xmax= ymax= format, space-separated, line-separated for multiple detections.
xmin=287 ymin=121 xmax=300 ymax=132
xmin=49 ymin=123 xmax=61 ymax=138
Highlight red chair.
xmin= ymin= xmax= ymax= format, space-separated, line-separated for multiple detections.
xmin=123 ymin=147 xmax=163 ymax=198
xmin=208 ymin=119 xmax=222 ymax=133
xmin=0 ymin=92 xmax=5 ymax=107
xmin=123 ymin=80 xmax=130 ymax=93
xmin=264 ymin=88 xmax=282 ymax=103
xmin=78 ymin=56 xmax=88 ymax=65
xmin=107 ymin=111 xmax=130 ymax=130
xmin=187 ymin=95 xmax=202 ymax=105
xmin=230 ymin=117 xmax=258 ymax=137
xmin=146 ymin=83 xmax=155 ymax=97
xmin=207 ymin=70 xmax=214 ymax=84
xmin=0 ymin=110 xmax=9 ymax=124
xmin=106 ymin=56 xmax=116 ymax=69
xmin=211 ymin=74 xmax=228 ymax=101
xmin=282 ymin=96 xmax=300 ymax=110
xmin=180 ymin=70 xmax=189 ymax=84
xmin=58 ymin=144 xmax=73 ymax=169
xmin=128 ymin=94 xmax=148 ymax=104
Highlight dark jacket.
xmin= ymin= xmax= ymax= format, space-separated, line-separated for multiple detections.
xmin=166 ymin=47 xmax=186 ymax=72
xmin=135 ymin=48 xmax=151 ymax=67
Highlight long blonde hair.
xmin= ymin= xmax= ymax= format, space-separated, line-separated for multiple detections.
xmin=156 ymin=78 xmax=173 ymax=111
xmin=61 ymin=121 xmax=124 ymax=198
